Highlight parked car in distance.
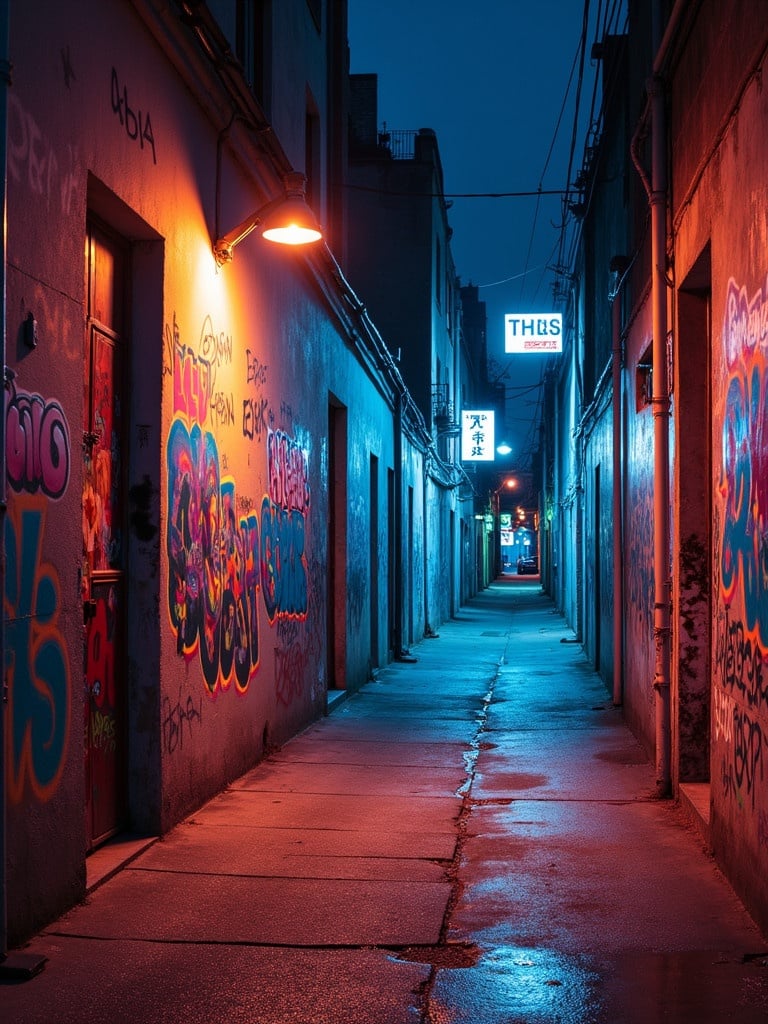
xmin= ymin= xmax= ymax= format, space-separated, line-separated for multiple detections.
xmin=517 ymin=555 xmax=538 ymax=575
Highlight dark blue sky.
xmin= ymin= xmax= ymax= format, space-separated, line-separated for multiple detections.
xmin=348 ymin=1 xmax=621 ymax=462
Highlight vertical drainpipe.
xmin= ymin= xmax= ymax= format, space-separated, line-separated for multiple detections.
xmin=422 ymin=456 xmax=429 ymax=632
xmin=631 ymin=2 xmax=680 ymax=798
xmin=650 ymin=69 xmax=672 ymax=795
xmin=0 ymin=0 xmax=9 ymax=963
xmin=611 ymin=277 xmax=624 ymax=707
xmin=393 ymin=389 xmax=405 ymax=658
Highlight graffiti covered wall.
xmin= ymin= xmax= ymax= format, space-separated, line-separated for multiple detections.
xmin=164 ymin=310 xmax=320 ymax=766
xmin=712 ymin=276 xmax=768 ymax=863
xmin=5 ymin=381 xmax=73 ymax=804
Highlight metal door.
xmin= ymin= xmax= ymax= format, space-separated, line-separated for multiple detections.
xmin=83 ymin=225 xmax=127 ymax=848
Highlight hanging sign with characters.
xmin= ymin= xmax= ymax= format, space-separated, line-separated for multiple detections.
xmin=461 ymin=409 xmax=495 ymax=461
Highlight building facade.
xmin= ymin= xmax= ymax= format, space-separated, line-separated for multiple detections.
xmin=545 ymin=0 xmax=768 ymax=932
xmin=1 ymin=0 xmax=482 ymax=947
xmin=347 ymin=77 xmax=477 ymax=636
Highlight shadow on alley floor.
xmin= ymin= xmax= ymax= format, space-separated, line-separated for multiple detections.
xmin=3 ymin=578 xmax=768 ymax=1023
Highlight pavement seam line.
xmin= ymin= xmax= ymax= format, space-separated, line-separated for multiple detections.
xmin=419 ymin=646 xmax=506 ymax=1022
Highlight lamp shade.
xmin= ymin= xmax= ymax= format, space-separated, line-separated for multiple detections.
xmin=260 ymin=197 xmax=322 ymax=245
xmin=213 ymin=171 xmax=323 ymax=263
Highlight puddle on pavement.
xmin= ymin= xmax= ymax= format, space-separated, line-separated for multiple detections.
xmin=426 ymin=945 xmax=601 ymax=1024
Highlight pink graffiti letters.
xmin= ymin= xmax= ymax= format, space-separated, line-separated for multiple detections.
xmin=268 ymin=428 xmax=310 ymax=513
xmin=6 ymin=382 xmax=70 ymax=499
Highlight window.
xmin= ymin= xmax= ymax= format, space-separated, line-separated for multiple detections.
xmin=305 ymin=90 xmax=320 ymax=212
xmin=236 ymin=0 xmax=270 ymax=109
xmin=435 ymin=236 xmax=442 ymax=309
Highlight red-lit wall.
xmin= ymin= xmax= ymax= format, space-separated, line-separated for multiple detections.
xmin=2 ymin=0 xmax=437 ymax=946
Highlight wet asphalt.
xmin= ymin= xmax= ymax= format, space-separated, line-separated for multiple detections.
xmin=3 ymin=577 xmax=768 ymax=1023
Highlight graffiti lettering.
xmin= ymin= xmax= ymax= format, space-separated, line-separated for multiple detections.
xmin=713 ymin=686 xmax=734 ymax=745
xmin=721 ymin=756 xmax=737 ymax=802
xmin=174 ymin=343 xmax=213 ymax=426
xmin=166 ymin=420 xmax=261 ymax=693
xmin=6 ymin=383 xmax=70 ymax=499
xmin=90 ymin=709 xmax=116 ymax=754
xmin=245 ymin=348 xmax=268 ymax=387
xmin=733 ymin=707 xmax=763 ymax=810
xmin=210 ymin=390 xmax=235 ymax=429
xmin=4 ymin=501 xmax=70 ymax=802
xmin=199 ymin=314 xmax=233 ymax=368
xmin=714 ymin=611 xmax=768 ymax=712
xmin=275 ymin=642 xmax=307 ymax=707
xmin=720 ymin=277 xmax=768 ymax=651
xmin=162 ymin=688 xmax=204 ymax=755
xmin=243 ymin=395 xmax=269 ymax=440
xmin=260 ymin=498 xmax=308 ymax=623
xmin=267 ymin=428 xmax=310 ymax=513
xmin=110 ymin=67 xmax=156 ymax=164
xmin=7 ymin=94 xmax=79 ymax=214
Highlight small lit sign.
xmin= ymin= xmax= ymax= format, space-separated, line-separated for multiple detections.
xmin=504 ymin=313 xmax=563 ymax=353
xmin=461 ymin=409 xmax=495 ymax=461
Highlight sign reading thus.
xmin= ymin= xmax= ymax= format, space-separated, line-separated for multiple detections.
xmin=461 ymin=409 xmax=495 ymax=461
xmin=505 ymin=313 xmax=562 ymax=353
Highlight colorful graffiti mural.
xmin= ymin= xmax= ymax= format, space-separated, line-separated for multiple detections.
xmin=166 ymin=317 xmax=311 ymax=697
xmin=4 ymin=500 xmax=71 ymax=802
xmin=4 ymin=382 xmax=72 ymax=803
xmin=720 ymin=277 xmax=768 ymax=648
xmin=715 ymin=276 xmax=768 ymax=811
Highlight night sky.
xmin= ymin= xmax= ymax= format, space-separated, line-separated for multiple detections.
xmin=348 ymin=1 xmax=626 ymax=465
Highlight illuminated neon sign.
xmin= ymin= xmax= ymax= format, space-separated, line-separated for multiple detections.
xmin=461 ymin=409 xmax=495 ymax=461
xmin=504 ymin=313 xmax=562 ymax=353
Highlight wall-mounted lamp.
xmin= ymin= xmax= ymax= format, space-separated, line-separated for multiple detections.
xmin=214 ymin=171 xmax=322 ymax=265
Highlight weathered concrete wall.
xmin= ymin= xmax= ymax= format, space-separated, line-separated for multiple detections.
xmin=621 ymin=302 xmax=656 ymax=759
xmin=2 ymin=0 xmax=407 ymax=945
xmin=670 ymin=5 xmax=768 ymax=931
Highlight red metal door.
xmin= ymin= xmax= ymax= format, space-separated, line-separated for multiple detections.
xmin=83 ymin=226 xmax=127 ymax=848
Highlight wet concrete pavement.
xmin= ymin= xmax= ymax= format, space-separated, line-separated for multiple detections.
xmin=3 ymin=578 xmax=768 ymax=1022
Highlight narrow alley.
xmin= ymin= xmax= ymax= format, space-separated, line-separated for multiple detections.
xmin=3 ymin=579 xmax=767 ymax=1023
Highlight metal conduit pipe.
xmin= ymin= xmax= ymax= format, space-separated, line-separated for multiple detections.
xmin=628 ymin=0 xmax=688 ymax=795
xmin=649 ymin=70 xmax=672 ymax=795
xmin=631 ymin=73 xmax=672 ymax=795
xmin=0 ymin=0 xmax=9 ymax=966
xmin=611 ymin=272 xmax=625 ymax=707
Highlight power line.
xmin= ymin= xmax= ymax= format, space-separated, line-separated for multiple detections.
xmin=341 ymin=183 xmax=567 ymax=199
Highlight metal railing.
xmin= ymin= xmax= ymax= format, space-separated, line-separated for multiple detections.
xmin=377 ymin=127 xmax=416 ymax=160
